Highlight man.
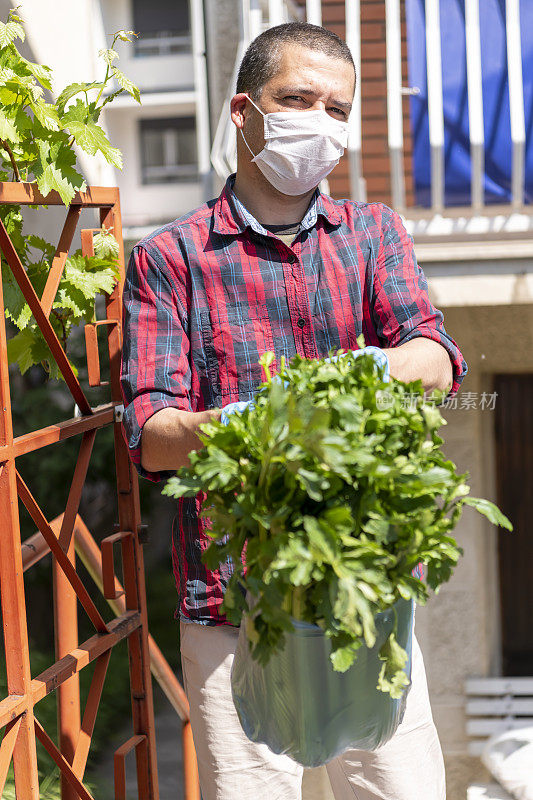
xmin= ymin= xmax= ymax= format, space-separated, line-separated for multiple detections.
xmin=121 ymin=22 xmax=467 ymax=800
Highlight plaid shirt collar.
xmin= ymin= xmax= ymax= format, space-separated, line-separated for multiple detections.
xmin=213 ymin=173 xmax=344 ymax=236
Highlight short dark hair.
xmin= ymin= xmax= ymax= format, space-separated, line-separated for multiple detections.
xmin=236 ymin=22 xmax=355 ymax=99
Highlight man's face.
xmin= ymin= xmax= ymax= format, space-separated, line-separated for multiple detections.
xmin=238 ymin=44 xmax=355 ymax=157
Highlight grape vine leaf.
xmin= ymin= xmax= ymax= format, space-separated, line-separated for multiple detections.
xmin=112 ymin=69 xmax=141 ymax=104
xmin=0 ymin=18 xmax=25 ymax=48
xmin=61 ymin=100 xmax=122 ymax=169
xmin=0 ymin=109 xmax=20 ymax=142
xmin=56 ymin=80 xmax=106 ymax=114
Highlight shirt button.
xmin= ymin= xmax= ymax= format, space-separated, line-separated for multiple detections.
xmin=297 ymin=317 xmax=306 ymax=329
xmin=287 ymin=253 xmax=297 ymax=263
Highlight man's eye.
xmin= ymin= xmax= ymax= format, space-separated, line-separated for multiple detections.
xmin=329 ymin=107 xmax=347 ymax=118
xmin=284 ymin=95 xmax=304 ymax=102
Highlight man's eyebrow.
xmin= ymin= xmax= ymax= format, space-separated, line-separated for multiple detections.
xmin=277 ymin=87 xmax=352 ymax=110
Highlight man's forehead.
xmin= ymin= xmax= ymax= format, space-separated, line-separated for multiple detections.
xmin=267 ymin=44 xmax=355 ymax=98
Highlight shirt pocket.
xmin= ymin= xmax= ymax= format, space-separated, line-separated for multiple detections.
xmin=200 ymin=305 xmax=277 ymax=403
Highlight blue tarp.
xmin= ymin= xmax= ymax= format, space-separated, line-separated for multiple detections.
xmin=405 ymin=0 xmax=533 ymax=206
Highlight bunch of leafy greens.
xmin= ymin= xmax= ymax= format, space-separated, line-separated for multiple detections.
xmin=163 ymin=343 xmax=512 ymax=696
xmin=0 ymin=8 xmax=140 ymax=378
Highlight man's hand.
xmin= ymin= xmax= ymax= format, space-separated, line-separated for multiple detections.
xmin=141 ymin=407 xmax=222 ymax=474
xmin=326 ymin=339 xmax=452 ymax=395
xmin=326 ymin=347 xmax=390 ymax=382
xmin=382 ymin=338 xmax=453 ymax=394
xmin=220 ymin=400 xmax=255 ymax=425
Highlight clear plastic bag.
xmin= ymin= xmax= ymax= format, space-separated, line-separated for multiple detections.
xmin=231 ymin=598 xmax=415 ymax=767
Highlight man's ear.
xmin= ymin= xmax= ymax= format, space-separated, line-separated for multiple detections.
xmin=231 ymin=93 xmax=249 ymax=130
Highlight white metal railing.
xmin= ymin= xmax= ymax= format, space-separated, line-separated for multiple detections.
xmin=134 ymin=33 xmax=192 ymax=57
xmin=505 ymin=0 xmax=526 ymax=208
xmin=306 ymin=0 xmax=322 ymax=26
xmin=210 ymin=0 xmax=528 ymax=222
xmin=465 ymin=0 xmax=484 ymax=210
xmin=424 ymin=0 xmax=445 ymax=212
xmin=346 ymin=0 xmax=365 ymax=202
xmin=385 ymin=0 xmax=403 ymax=209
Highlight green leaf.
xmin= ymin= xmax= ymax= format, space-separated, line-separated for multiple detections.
xmin=7 ymin=327 xmax=49 ymax=374
xmin=99 ymin=48 xmax=119 ymax=68
xmin=31 ymin=100 xmax=60 ymax=131
xmin=115 ymin=30 xmax=138 ymax=42
xmin=377 ymin=632 xmax=410 ymax=699
xmin=63 ymin=255 xmax=117 ymax=299
xmin=462 ymin=496 xmax=513 ymax=531
xmin=0 ymin=109 xmax=20 ymax=141
xmin=54 ymin=286 xmax=91 ymax=321
xmin=0 ymin=20 xmax=25 ymax=48
xmin=36 ymin=161 xmax=76 ymax=206
xmin=93 ymin=228 xmax=119 ymax=260
xmin=162 ymin=475 xmax=201 ymax=499
xmin=420 ymin=402 xmax=444 ymax=430
xmin=26 ymin=235 xmax=56 ymax=258
xmin=62 ymin=101 xmax=122 ymax=168
xmin=56 ymin=81 xmax=105 ymax=112
xmin=19 ymin=56 xmax=53 ymax=91
xmin=3 ymin=270 xmax=32 ymax=330
xmin=330 ymin=642 xmax=359 ymax=672
xmin=112 ymin=68 xmax=140 ymax=104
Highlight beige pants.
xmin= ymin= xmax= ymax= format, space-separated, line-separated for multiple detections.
xmin=180 ymin=621 xmax=446 ymax=800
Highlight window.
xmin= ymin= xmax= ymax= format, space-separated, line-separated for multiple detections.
xmin=139 ymin=117 xmax=198 ymax=184
xmin=132 ymin=0 xmax=191 ymax=56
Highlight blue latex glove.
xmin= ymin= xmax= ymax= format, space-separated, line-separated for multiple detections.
xmin=272 ymin=374 xmax=289 ymax=389
xmin=325 ymin=346 xmax=390 ymax=382
xmin=220 ymin=399 xmax=255 ymax=426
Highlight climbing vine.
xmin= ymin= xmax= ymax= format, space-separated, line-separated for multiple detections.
xmin=0 ymin=8 xmax=140 ymax=377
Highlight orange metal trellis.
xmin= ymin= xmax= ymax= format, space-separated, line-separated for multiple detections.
xmin=0 ymin=183 xmax=200 ymax=799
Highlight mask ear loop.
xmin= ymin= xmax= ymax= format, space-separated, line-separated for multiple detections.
xmin=244 ymin=93 xmax=265 ymax=116
xmin=240 ymin=128 xmax=257 ymax=160
xmin=239 ymin=94 xmax=265 ymax=160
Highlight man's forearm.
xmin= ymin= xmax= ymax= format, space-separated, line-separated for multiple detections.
xmin=382 ymin=337 xmax=453 ymax=393
xmin=141 ymin=407 xmax=221 ymax=474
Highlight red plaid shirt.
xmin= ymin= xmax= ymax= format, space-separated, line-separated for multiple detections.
xmin=120 ymin=175 xmax=467 ymax=625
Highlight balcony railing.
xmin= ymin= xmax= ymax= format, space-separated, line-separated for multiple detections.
xmin=134 ymin=32 xmax=192 ymax=57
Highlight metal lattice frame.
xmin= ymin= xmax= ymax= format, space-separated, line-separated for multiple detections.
xmin=0 ymin=183 xmax=200 ymax=800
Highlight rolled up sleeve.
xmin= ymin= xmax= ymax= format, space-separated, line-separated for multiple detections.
xmin=120 ymin=245 xmax=192 ymax=482
xmin=371 ymin=207 xmax=467 ymax=395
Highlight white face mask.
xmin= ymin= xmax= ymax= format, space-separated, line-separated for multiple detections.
xmin=240 ymin=94 xmax=349 ymax=196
